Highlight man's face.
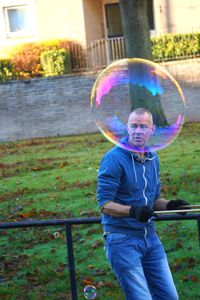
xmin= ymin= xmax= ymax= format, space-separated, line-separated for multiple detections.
xmin=127 ymin=112 xmax=154 ymax=150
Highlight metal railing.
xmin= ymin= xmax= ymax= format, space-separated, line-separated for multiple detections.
xmin=70 ymin=29 xmax=200 ymax=71
xmin=86 ymin=37 xmax=126 ymax=69
xmin=0 ymin=214 xmax=200 ymax=300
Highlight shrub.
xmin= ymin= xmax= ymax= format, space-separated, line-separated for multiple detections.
xmin=11 ymin=43 xmax=46 ymax=79
xmin=0 ymin=59 xmax=16 ymax=82
xmin=11 ymin=39 xmax=71 ymax=79
xmin=3 ymin=32 xmax=199 ymax=81
xmin=40 ymin=49 xmax=71 ymax=76
xmin=151 ymin=32 xmax=200 ymax=61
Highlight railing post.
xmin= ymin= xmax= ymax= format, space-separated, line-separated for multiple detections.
xmin=65 ymin=224 xmax=78 ymax=300
xmin=197 ymin=218 xmax=200 ymax=251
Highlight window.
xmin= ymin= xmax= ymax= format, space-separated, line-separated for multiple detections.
xmin=105 ymin=3 xmax=123 ymax=38
xmin=105 ymin=1 xmax=155 ymax=38
xmin=2 ymin=3 xmax=35 ymax=38
xmin=5 ymin=6 xmax=28 ymax=33
xmin=147 ymin=0 xmax=155 ymax=30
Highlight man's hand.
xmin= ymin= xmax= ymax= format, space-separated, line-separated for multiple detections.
xmin=166 ymin=199 xmax=190 ymax=215
xmin=166 ymin=199 xmax=190 ymax=210
xmin=129 ymin=205 xmax=157 ymax=222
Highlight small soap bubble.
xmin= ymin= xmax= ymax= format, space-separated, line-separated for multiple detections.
xmin=83 ymin=285 xmax=97 ymax=299
xmin=90 ymin=58 xmax=186 ymax=152
xmin=53 ymin=232 xmax=60 ymax=239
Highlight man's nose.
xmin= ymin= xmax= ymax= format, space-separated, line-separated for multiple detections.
xmin=135 ymin=126 xmax=142 ymax=134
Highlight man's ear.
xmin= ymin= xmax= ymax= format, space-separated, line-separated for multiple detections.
xmin=127 ymin=123 xmax=130 ymax=135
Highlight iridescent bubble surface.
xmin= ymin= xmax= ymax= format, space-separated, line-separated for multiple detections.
xmin=83 ymin=285 xmax=97 ymax=299
xmin=90 ymin=58 xmax=186 ymax=152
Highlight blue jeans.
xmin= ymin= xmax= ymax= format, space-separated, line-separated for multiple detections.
xmin=104 ymin=232 xmax=178 ymax=300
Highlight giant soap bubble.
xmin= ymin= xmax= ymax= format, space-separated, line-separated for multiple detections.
xmin=90 ymin=58 xmax=186 ymax=152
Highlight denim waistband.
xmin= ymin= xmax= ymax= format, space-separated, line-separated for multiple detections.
xmin=103 ymin=225 xmax=156 ymax=238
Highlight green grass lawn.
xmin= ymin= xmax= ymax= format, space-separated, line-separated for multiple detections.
xmin=0 ymin=123 xmax=200 ymax=300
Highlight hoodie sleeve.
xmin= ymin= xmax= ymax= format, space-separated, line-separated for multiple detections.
xmin=97 ymin=152 xmax=122 ymax=209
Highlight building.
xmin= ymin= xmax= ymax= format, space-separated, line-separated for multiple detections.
xmin=0 ymin=0 xmax=200 ymax=61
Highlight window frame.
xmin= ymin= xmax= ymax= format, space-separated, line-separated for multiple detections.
xmin=0 ymin=0 xmax=36 ymax=40
xmin=104 ymin=1 xmax=156 ymax=39
xmin=4 ymin=4 xmax=30 ymax=37
xmin=105 ymin=3 xmax=123 ymax=38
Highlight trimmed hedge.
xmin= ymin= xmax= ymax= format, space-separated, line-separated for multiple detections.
xmin=0 ymin=60 xmax=16 ymax=82
xmin=11 ymin=39 xmax=71 ymax=79
xmin=0 ymin=33 xmax=200 ymax=81
xmin=11 ymin=43 xmax=45 ymax=79
xmin=40 ymin=49 xmax=71 ymax=76
xmin=152 ymin=32 xmax=200 ymax=60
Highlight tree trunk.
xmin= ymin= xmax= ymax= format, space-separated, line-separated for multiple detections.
xmin=119 ymin=0 xmax=168 ymax=126
xmin=119 ymin=0 xmax=152 ymax=59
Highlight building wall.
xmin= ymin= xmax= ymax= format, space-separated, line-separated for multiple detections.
xmin=0 ymin=0 xmax=87 ymax=58
xmin=35 ymin=0 xmax=86 ymax=44
xmin=83 ymin=0 xmax=104 ymax=44
xmin=83 ymin=0 xmax=200 ymax=43
xmin=154 ymin=0 xmax=200 ymax=34
xmin=1 ymin=0 xmax=200 ymax=59
xmin=0 ymin=0 xmax=37 ymax=57
xmin=0 ymin=59 xmax=200 ymax=142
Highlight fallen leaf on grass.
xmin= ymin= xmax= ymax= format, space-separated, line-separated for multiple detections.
xmin=17 ymin=208 xmax=57 ymax=219
xmin=87 ymin=265 xmax=94 ymax=269
xmin=80 ymin=210 xmax=97 ymax=217
xmin=187 ymin=257 xmax=196 ymax=268
xmin=181 ymin=274 xmax=200 ymax=283
xmin=175 ymin=240 xmax=183 ymax=249
xmin=82 ymin=277 xmax=95 ymax=286
xmin=91 ymin=240 xmax=103 ymax=249
xmin=59 ymin=161 xmax=70 ymax=168
xmin=96 ymin=281 xmax=115 ymax=288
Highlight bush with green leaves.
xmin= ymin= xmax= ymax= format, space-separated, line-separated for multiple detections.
xmin=10 ymin=39 xmax=71 ymax=79
xmin=40 ymin=48 xmax=71 ymax=76
xmin=11 ymin=42 xmax=46 ymax=79
xmin=152 ymin=32 xmax=200 ymax=60
xmin=1 ymin=32 xmax=200 ymax=82
xmin=0 ymin=59 xmax=16 ymax=82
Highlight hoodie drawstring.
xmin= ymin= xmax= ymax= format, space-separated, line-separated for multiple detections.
xmin=131 ymin=154 xmax=138 ymax=183
xmin=153 ymin=159 xmax=159 ymax=185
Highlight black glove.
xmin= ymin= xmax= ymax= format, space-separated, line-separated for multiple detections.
xmin=167 ymin=199 xmax=190 ymax=215
xmin=167 ymin=199 xmax=190 ymax=210
xmin=129 ymin=205 xmax=157 ymax=222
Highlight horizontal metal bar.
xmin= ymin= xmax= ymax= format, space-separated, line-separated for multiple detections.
xmin=0 ymin=217 xmax=101 ymax=229
xmin=0 ymin=214 xmax=200 ymax=229
xmin=155 ymin=208 xmax=200 ymax=214
xmin=180 ymin=205 xmax=200 ymax=208
xmin=153 ymin=214 xmax=200 ymax=221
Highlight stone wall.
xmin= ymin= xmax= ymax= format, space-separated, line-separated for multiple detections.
xmin=0 ymin=59 xmax=200 ymax=142
xmin=0 ymin=73 xmax=97 ymax=142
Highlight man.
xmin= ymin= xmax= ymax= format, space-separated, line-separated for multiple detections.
xmin=97 ymin=108 xmax=189 ymax=300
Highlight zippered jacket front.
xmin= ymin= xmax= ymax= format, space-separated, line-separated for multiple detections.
xmin=97 ymin=142 xmax=160 ymax=237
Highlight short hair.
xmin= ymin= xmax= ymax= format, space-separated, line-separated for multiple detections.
xmin=128 ymin=108 xmax=153 ymax=124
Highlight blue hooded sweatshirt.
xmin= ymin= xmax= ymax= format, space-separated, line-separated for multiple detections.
xmin=97 ymin=140 xmax=160 ymax=237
